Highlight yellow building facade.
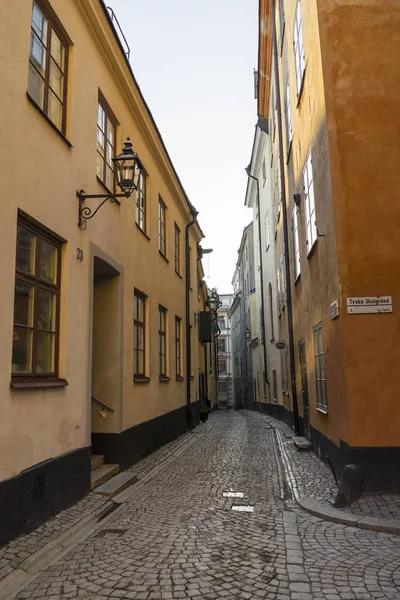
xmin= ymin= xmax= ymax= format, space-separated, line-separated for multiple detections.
xmin=0 ymin=0 xmax=207 ymax=544
xmin=257 ymin=0 xmax=400 ymax=490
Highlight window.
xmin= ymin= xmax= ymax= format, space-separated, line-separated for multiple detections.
xmin=292 ymin=207 xmax=301 ymax=279
xmin=158 ymin=306 xmax=167 ymax=377
xmin=262 ymin=158 xmax=267 ymax=187
xmin=265 ymin=212 xmax=270 ymax=250
xmin=217 ymin=338 xmax=226 ymax=353
xmin=175 ymin=317 xmax=182 ymax=378
xmin=158 ymin=197 xmax=166 ymax=256
xmin=218 ymin=360 xmax=227 ymax=374
xmin=12 ymin=215 xmax=62 ymax=380
xmin=134 ymin=290 xmax=146 ymax=377
xmin=303 ymin=150 xmax=317 ymax=253
xmin=268 ymin=283 xmax=274 ymax=342
xmin=28 ymin=1 xmax=69 ymax=133
xmin=281 ymin=348 xmax=289 ymax=394
xmin=293 ymin=0 xmax=306 ymax=94
xmin=313 ymin=323 xmax=328 ymax=410
xmin=174 ymin=224 xmax=181 ymax=274
xmin=218 ymin=382 xmax=227 ymax=394
xmin=285 ymin=82 xmax=293 ymax=151
xmin=272 ymin=370 xmax=278 ymax=401
xmin=217 ymin=316 xmax=225 ymax=330
xmin=278 ymin=0 xmax=286 ymax=43
xmin=96 ymin=96 xmax=116 ymax=191
xmin=135 ymin=172 xmax=146 ymax=232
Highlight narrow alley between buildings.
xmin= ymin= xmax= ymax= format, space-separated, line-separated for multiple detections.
xmin=1 ymin=411 xmax=399 ymax=600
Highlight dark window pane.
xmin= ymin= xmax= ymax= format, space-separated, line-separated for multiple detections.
xmin=36 ymin=331 xmax=55 ymax=372
xmin=49 ymin=59 xmax=63 ymax=99
xmin=14 ymin=280 xmax=35 ymax=326
xmin=30 ymin=32 xmax=47 ymax=74
xmin=48 ymin=89 xmax=63 ymax=129
xmin=16 ymin=226 xmax=36 ymax=274
xmin=38 ymin=288 xmax=56 ymax=331
xmin=32 ymin=2 xmax=48 ymax=41
xmin=28 ymin=62 xmax=45 ymax=109
xmin=39 ymin=239 xmax=58 ymax=283
xmin=50 ymin=30 xmax=64 ymax=71
xmin=12 ymin=326 xmax=33 ymax=373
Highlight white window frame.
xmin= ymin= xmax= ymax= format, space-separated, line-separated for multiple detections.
xmin=265 ymin=212 xmax=270 ymax=251
xmin=313 ymin=323 xmax=328 ymax=411
xmin=303 ymin=149 xmax=317 ymax=254
xmin=285 ymin=81 xmax=293 ymax=152
xmin=293 ymin=0 xmax=306 ymax=94
xmin=292 ymin=207 xmax=301 ymax=279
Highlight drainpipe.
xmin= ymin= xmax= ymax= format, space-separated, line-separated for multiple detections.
xmin=246 ymin=168 xmax=271 ymax=410
xmin=270 ymin=0 xmax=300 ymax=434
xmin=185 ymin=214 xmax=198 ymax=429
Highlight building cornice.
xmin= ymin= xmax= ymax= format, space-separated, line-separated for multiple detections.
xmin=77 ymin=0 xmax=200 ymax=229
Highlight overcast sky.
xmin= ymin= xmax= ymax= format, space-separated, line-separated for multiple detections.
xmin=107 ymin=0 xmax=257 ymax=293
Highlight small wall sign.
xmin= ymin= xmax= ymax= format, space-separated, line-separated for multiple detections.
xmin=347 ymin=296 xmax=392 ymax=314
xmin=275 ymin=340 xmax=286 ymax=350
xmin=330 ymin=300 xmax=339 ymax=320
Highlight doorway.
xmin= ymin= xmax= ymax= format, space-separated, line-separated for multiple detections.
xmin=298 ymin=339 xmax=310 ymax=440
xmin=90 ymin=255 xmax=122 ymax=444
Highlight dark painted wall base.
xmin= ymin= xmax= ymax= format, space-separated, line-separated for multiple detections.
xmin=253 ymin=403 xmax=400 ymax=492
xmin=0 ymin=447 xmax=90 ymax=547
xmin=92 ymin=402 xmax=199 ymax=469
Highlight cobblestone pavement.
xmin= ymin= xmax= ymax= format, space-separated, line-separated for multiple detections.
xmin=0 ymin=425 xmax=204 ymax=583
xmin=5 ymin=411 xmax=400 ymax=599
xmin=264 ymin=415 xmax=400 ymax=522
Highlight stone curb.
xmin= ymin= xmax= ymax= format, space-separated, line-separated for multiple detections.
xmin=267 ymin=418 xmax=400 ymax=536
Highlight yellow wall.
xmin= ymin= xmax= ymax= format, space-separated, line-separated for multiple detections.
xmin=0 ymin=0 xmax=202 ymax=479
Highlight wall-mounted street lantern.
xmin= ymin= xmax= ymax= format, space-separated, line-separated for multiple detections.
xmin=77 ymin=138 xmax=144 ymax=230
xmin=245 ymin=328 xmax=257 ymax=344
xmin=206 ymin=290 xmax=222 ymax=316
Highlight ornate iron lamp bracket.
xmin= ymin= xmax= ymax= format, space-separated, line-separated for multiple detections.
xmin=77 ymin=189 xmax=127 ymax=230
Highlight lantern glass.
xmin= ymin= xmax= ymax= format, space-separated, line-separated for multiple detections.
xmin=207 ymin=297 xmax=218 ymax=312
xmin=113 ymin=138 xmax=143 ymax=196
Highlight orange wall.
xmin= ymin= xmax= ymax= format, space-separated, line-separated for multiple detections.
xmin=318 ymin=0 xmax=400 ymax=446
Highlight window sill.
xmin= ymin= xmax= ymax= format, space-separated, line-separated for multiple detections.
xmin=26 ymin=93 xmax=73 ymax=148
xmin=159 ymin=251 xmax=169 ymax=263
xmin=159 ymin=375 xmax=170 ymax=383
xmin=306 ymin=239 xmax=317 ymax=259
xmin=175 ymin=270 xmax=183 ymax=279
xmin=134 ymin=376 xmax=151 ymax=384
xmin=316 ymin=406 xmax=328 ymax=415
xmin=176 ymin=375 xmax=184 ymax=382
xmin=286 ymin=139 xmax=293 ymax=164
xmin=296 ymin=68 xmax=306 ymax=108
xmin=135 ymin=223 xmax=150 ymax=240
xmin=10 ymin=377 xmax=68 ymax=390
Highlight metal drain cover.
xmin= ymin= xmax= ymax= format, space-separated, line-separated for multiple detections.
xmin=95 ymin=528 xmax=127 ymax=539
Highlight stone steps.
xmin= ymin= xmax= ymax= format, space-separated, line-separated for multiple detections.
xmin=94 ymin=472 xmax=139 ymax=498
xmin=91 ymin=454 xmax=104 ymax=471
xmin=90 ymin=464 xmax=119 ymax=490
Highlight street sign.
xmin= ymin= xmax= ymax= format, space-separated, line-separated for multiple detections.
xmin=275 ymin=340 xmax=286 ymax=350
xmin=347 ymin=296 xmax=392 ymax=314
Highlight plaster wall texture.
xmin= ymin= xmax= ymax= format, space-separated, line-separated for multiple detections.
xmin=317 ymin=0 xmax=400 ymax=446
xmin=0 ymin=0 xmax=202 ymax=479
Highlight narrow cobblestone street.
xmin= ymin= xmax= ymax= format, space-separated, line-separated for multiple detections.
xmin=5 ymin=412 xmax=400 ymax=600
